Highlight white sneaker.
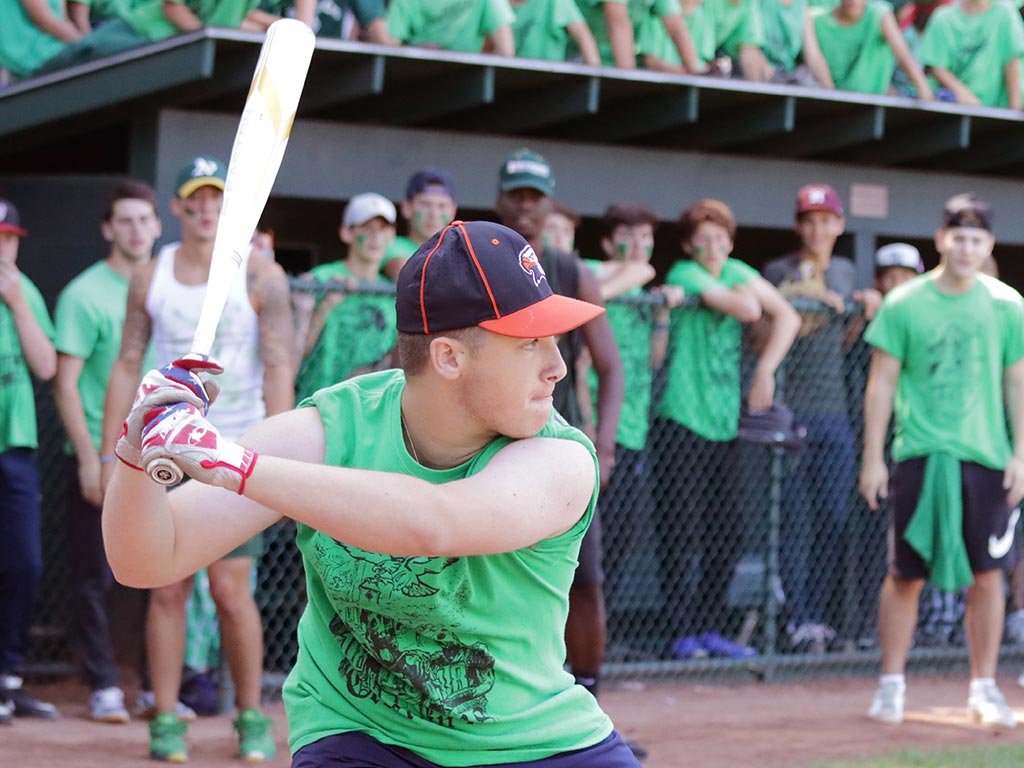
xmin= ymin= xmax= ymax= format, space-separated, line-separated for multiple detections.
xmin=134 ymin=690 xmax=196 ymax=722
xmin=90 ymin=686 xmax=129 ymax=724
xmin=968 ymin=682 xmax=1017 ymax=728
xmin=867 ymin=681 xmax=905 ymax=724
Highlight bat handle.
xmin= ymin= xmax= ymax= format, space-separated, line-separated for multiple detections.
xmin=147 ymin=457 xmax=185 ymax=486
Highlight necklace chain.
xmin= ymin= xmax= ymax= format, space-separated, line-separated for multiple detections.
xmin=401 ymin=411 xmax=420 ymax=463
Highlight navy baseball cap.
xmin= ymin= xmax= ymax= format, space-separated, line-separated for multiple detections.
xmin=396 ymin=220 xmax=603 ymax=337
xmin=0 ymin=197 xmax=27 ymax=237
xmin=406 ymin=167 xmax=456 ymax=200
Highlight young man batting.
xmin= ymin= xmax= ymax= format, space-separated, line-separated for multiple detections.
xmin=103 ymin=220 xmax=643 ymax=767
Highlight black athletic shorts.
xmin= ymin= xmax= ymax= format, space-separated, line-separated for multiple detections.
xmin=889 ymin=457 xmax=1019 ymax=580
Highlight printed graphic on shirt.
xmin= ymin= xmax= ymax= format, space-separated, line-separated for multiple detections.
xmin=312 ymin=533 xmax=496 ymax=728
xmin=925 ymin=317 xmax=982 ymax=423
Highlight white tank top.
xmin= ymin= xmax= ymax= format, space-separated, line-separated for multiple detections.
xmin=146 ymin=243 xmax=265 ymax=441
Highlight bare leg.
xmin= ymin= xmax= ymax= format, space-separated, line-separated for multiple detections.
xmin=565 ymin=582 xmax=606 ymax=686
xmin=208 ymin=557 xmax=263 ymax=711
xmin=965 ymin=569 xmax=1004 ymax=679
xmin=878 ymin=575 xmax=925 ymax=675
xmin=147 ymin=577 xmax=193 ymax=714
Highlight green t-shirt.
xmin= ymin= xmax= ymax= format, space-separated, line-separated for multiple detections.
xmin=387 ymin=0 xmax=516 ymax=53
xmin=919 ymin=0 xmax=1024 ymax=108
xmin=577 ymin=0 xmax=682 ymax=65
xmin=295 ymin=261 xmax=397 ymax=401
xmin=584 ymin=260 xmax=653 ymax=450
xmin=813 ymin=0 xmax=894 ymax=94
xmin=636 ymin=0 xmax=715 ymax=67
xmin=512 ymin=0 xmax=585 ymax=61
xmin=864 ymin=274 xmax=1024 ymax=469
xmin=284 ymin=369 xmax=610 ymax=764
xmin=762 ymin=0 xmax=806 ymax=70
xmin=382 ymin=234 xmax=419 ymax=271
xmin=127 ymin=0 xmax=259 ymax=41
xmin=54 ymin=261 xmax=155 ymax=453
xmin=0 ymin=0 xmax=66 ymax=77
xmin=707 ymin=0 xmax=765 ymax=58
xmin=657 ymin=258 xmax=758 ymax=441
xmin=0 ymin=275 xmax=55 ymax=452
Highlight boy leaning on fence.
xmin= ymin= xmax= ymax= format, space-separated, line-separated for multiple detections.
xmin=861 ymin=192 xmax=1024 ymax=728
xmin=293 ymin=192 xmax=399 ymax=401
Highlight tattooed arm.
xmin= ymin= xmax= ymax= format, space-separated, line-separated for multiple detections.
xmin=248 ymin=257 xmax=296 ymax=416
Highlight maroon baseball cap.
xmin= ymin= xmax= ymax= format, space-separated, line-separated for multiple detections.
xmin=0 ymin=198 xmax=28 ymax=237
xmin=796 ymin=184 xmax=844 ymax=217
xmin=396 ymin=220 xmax=603 ymax=337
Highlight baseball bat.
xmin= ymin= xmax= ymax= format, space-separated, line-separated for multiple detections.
xmin=146 ymin=18 xmax=315 ymax=486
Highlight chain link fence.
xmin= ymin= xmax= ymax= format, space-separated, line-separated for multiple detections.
xmin=24 ymin=281 xmax=1024 ymax=689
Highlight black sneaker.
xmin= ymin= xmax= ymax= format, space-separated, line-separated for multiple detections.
xmin=1 ymin=676 xmax=59 ymax=719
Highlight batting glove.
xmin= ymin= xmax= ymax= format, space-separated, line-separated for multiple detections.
xmin=115 ymin=354 xmax=223 ymax=469
xmin=140 ymin=402 xmax=258 ymax=494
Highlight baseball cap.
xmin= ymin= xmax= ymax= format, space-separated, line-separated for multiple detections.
xmin=175 ymin=156 xmax=227 ymax=198
xmin=498 ymin=148 xmax=555 ymax=197
xmin=796 ymin=184 xmax=844 ymax=217
xmin=943 ymin=192 xmax=992 ymax=231
xmin=875 ymin=243 xmax=923 ymax=273
xmin=396 ymin=220 xmax=603 ymax=337
xmin=0 ymin=198 xmax=28 ymax=237
xmin=342 ymin=193 xmax=397 ymax=228
xmin=405 ymin=167 xmax=456 ymax=200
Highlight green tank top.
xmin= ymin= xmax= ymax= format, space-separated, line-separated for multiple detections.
xmin=283 ymin=369 xmax=611 ymax=765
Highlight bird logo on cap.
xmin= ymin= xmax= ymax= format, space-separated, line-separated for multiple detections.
xmin=518 ymin=244 xmax=546 ymax=287
xmin=807 ymin=187 xmax=827 ymax=204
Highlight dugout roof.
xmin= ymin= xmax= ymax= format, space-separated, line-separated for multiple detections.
xmin=2 ymin=27 xmax=1024 ymax=176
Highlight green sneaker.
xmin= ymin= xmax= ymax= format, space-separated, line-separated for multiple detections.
xmin=149 ymin=712 xmax=188 ymax=763
xmin=233 ymin=708 xmax=276 ymax=763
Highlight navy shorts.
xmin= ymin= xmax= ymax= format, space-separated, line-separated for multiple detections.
xmin=292 ymin=730 xmax=640 ymax=768
xmin=571 ymin=505 xmax=604 ymax=587
xmin=889 ymin=458 xmax=1018 ymax=580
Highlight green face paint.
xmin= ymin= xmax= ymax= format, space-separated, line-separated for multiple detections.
xmin=617 ymin=242 xmax=629 ymax=257
xmin=356 ymin=233 xmax=367 ymax=248
xmin=644 ymin=243 xmax=653 ymax=258
xmin=693 ymin=245 xmax=706 ymax=257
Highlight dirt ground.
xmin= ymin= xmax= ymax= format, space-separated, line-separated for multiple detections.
xmin=6 ymin=675 xmax=1024 ymax=767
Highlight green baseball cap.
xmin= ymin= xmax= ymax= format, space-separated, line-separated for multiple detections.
xmin=175 ymin=156 xmax=227 ymax=198
xmin=498 ymin=148 xmax=555 ymax=197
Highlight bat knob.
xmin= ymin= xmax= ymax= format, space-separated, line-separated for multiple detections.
xmin=147 ymin=457 xmax=185 ymax=486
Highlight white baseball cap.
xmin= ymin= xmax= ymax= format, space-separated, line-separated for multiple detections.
xmin=342 ymin=193 xmax=396 ymax=228
xmin=874 ymin=243 xmax=923 ymax=273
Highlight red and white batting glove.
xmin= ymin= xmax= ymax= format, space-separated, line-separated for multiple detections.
xmin=115 ymin=354 xmax=223 ymax=469
xmin=139 ymin=402 xmax=258 ymax=494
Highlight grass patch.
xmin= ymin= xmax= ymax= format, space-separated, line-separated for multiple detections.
xmin=812 ymin=744 xmax=1024 ymax=768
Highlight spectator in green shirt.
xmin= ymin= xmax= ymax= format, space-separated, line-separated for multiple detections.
xmin=387 ymin=0 xmax=517 ymax=56
xmin=294 ymin=193 xmax=399 ymax=400
xmin=705 ymin=0 xmax=774 ymax=80
xmin=0 ymin=0 xmax=83 ymax=79
xmin=510 ymin=0 xmax=601 ymax=64
xmin=653 ymin=199 xmax=799 ymax=660
xmin=810 ymin=0 xmax=934 ymax=98
xmin=760 ymin=0 xmax=832 ymax=85
xmin=919 ymin=0 xmax=1024 ymax=109
xmin=382 ymin=167 xmax=459 ymax=281
xmin=578 ymin=0 xmax=703 ymax=72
